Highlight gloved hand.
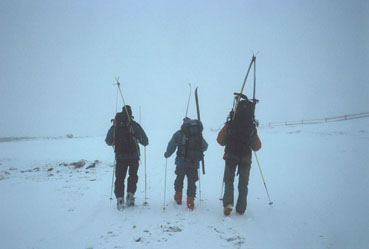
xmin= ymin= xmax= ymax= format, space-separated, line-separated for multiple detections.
xmin=164 ymin=152 xmax=170 ymax=158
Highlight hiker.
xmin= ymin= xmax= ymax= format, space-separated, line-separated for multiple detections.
xmin=217 ymin=98 xmax=261 ymax=216
xmin=164 ymin=117 xmax=208 ymax=210
xmin=105 ymin=105 xmax=148 ymax=210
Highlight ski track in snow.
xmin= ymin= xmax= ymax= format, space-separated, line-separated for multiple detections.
xmin=0 ymin=120 xmax=368 ymax=249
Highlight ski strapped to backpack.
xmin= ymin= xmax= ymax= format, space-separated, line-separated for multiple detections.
xmin=195 ymin=87 xmax=205 ymax=175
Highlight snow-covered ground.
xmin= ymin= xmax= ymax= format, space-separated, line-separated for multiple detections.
xmin=1 ymin=119 xmax=368 ymax=249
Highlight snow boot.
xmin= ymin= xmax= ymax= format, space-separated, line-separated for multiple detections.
xmin=126 ymin=192 xmax=135 ymax=206
xmin=224 ymin=204 xmax=233 ymax=216
xmin=117 ymin=197 xmax=124 ymax=211
xmin=187 ymin=197 xmax=194 ymax=210
xmin=174 ymin=192 xmax=182 ymax=205
xmin=236 ymin=209 xmax=245 ymax=215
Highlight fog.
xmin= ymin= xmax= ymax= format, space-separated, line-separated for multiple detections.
xmin=1 ymin=0 xmax=368 ymax=137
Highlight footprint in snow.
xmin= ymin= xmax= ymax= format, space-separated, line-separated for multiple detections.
xmin=210 ymin=225 xmax=245 ymax=248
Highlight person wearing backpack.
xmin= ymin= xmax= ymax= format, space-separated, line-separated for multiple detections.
xmin=164 ymin=118 xmax=208 ymax=210
xmin=105 ymin=105 xmax=148 ymax=210
xmin=217 ymin=98 xmax=261 ymax=216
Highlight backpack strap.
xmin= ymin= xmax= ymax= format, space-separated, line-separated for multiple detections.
xmin=176 ymin=131 xmax=187 ymax=158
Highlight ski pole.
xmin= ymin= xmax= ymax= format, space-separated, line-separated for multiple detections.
xmin=254 ymin=151 xmax=273 ymax=205
xmin=110 ymin=83 xmax=119 ymax=202
xmin=185 ymin=83 xmax=192 ymax=118
xmin=110 ymin=160 xmax=116 ymax=201
xmin=139 ymin=107 xmax=148 ymax=206
xmin=144 ymin=146 xmax=148 ymax=205
xmin=253 ymin=54 xmax=256 ymax=101
xmin=163 ymin=158 xmax=168 ymax=212
xmin=198 ymin=170 xmax=202 ymax=203
xmin=219 ymin=183 xmax=224 ymax=201
xmin=219 ymin=165 xmax=226 ymax=200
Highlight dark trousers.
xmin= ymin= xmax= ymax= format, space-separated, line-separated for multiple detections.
xmin=223 ymin=159 xmax=251 ymax=213
xmin=114 ymin=159 xmax=139 ymax=198
xmin=174 ymin=166 xmax=199 ymax=198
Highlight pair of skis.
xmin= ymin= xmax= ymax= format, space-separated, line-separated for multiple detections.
xmin=185 ymin=85 xmax=205 ymax=175
xmin=195 ymin=87 xmax=205 ymax=175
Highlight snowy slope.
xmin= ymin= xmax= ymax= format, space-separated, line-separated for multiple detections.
xmin=1 ymin=119 xmax=368 ymax=249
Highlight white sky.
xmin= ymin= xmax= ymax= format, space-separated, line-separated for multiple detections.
xmin=1 ymin=0 xmax=368 ymax=137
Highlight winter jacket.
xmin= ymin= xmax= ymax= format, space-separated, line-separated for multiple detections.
xmin=217 ymin=123 xmax=261 ymax=164
xmin=165 ymin=130 xmax=208 ymax=168
xmin=105 ymin=120 xmax=149 ymax=160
